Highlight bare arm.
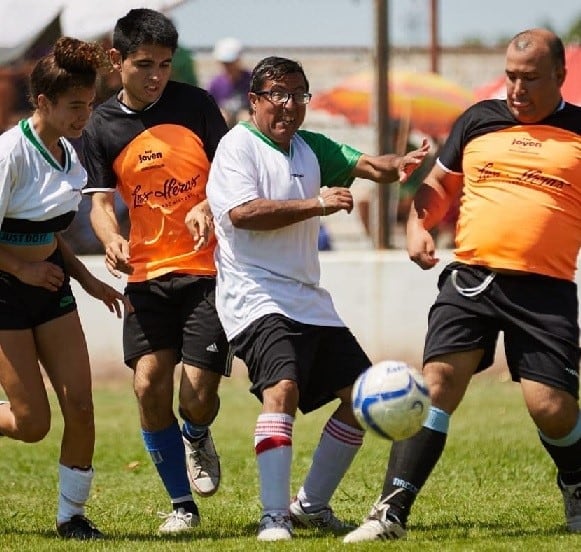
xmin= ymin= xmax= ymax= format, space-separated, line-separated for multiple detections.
xmin=406 ymin=164 xmax=463 ymax=270
xmin=229 ymin=186 xmax=354 ymax=231
xmin=89 ymin=192 xmax=133 ymax=277
xmin=55 ymin=233 xmax=92 ymax=283
xmin=56 ymin=233 xmax=132 ymax=317
xmin=352 ymin=139 xmax=430 ymax=184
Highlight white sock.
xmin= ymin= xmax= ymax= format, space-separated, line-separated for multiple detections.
xmin=57 ymin=464 xmax=93 ymax=525
xmin=255 ymin=413 xmax=294 ymax=515
xmin=297 ymin=417 xmax=363 ymax=511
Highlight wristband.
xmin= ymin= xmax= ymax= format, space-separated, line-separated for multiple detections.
xmin=317 ymin=195 xmax=326 ymax=216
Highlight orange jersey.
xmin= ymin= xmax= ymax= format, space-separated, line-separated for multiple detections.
xmin=438 ymin=100 xmax=581 ymax=281
xmin=82 ymin=81 xmax=228 ymax=282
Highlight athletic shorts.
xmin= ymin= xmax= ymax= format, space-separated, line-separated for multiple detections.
xmin=230 ymin=313 xmax=371 ymax=413
xmin=123 ymin=273 xmax=230 ymax=374
xmin=424 ymin=262 xmax=580 ymax=398
xmin=0 ymin=248 xmax=77 ymax=329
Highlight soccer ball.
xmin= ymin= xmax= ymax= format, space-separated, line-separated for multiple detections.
xmin=352 ymin=360 xmax=431 ymax=441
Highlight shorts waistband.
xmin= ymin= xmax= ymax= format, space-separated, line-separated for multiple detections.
xmin=0 ymin=231 xmax=55 ymax=246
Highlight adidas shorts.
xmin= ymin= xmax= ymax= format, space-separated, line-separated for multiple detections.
xmin=0 ymin=247 xmax=77 ymax=329
xmin=424 ymin=262 xmax=580 ymax=398
xmin=123 ymin=273 xmax=230 ymax=374
xmin=230 ymin=313 xmax=371 ymax=413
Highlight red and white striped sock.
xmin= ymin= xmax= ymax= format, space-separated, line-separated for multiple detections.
xmin=296 ymin=416 xmax=364 ymax=511
xmin=255 ymin=413 xmax=294 ymax=515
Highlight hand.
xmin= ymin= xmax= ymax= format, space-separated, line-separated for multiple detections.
xmin=398 ymin=138 xmax=431 ymax=183
xmin=318 ymin=186 xmax=354 ymax=216
xmin=407 ymin=225 xmax=439 ymax=270
xmin=15 ymin=260 xmax=65 ymax=291
xmin=104 ymin=236 xmax=133 ymax=278
xmin=185 ymin=205 xmax=214 ymax=252
xmin=79 ymin=274 xmax=133 ymax=318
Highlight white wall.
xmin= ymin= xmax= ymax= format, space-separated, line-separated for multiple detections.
xmin=73 ymin=250 xmax=453 ymax=375
xmin=79 ymin=250 xmax=581 ymax=375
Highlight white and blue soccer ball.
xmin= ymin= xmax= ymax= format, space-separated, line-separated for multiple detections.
xmin=352 ymin=360 xmax=431 ymax=441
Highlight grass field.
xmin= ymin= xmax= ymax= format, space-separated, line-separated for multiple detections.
xmin=1 ymin=372 xmax=580 ymax=551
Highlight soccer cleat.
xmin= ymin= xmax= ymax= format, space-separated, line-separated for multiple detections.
xmin=343 ymin=496 xmax=406 ymax=543
xmin=183 ymin=430 xmax=221 ymax=497
xmin=289 ymin=497 xmax=353 ymax=533
xmin=56 ymin=515 xmax=104 ymax=540
xmin=558 ymin=476 xmax=581 ymax=532
xmin=158 ymin=506 xmax=200 ymax=534
xmin=257 ymin=513 xmax=293 ymax=541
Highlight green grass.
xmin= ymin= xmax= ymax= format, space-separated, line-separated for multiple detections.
xmin=1 ymin=373 xmax=580 ymax=550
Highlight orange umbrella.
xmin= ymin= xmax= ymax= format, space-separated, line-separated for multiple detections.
xmin=310 ymin=69 xmax=476 ymax=137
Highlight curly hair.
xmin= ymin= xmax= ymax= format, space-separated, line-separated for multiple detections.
xmin=29 ymin=36 xmax=109 ymax=107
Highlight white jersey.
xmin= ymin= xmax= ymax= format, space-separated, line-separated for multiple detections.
xmin=0 ymin=118 xmax=85 ymax=228
xmin=207 ymin=122 xmax=361 ymax=340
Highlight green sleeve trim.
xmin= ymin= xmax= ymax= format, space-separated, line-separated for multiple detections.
xmin=297 ymin=129 xmax=361 ymax=187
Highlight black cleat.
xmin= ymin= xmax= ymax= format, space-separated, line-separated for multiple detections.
xmin=56 ymin=515 xmax=104 ymax=540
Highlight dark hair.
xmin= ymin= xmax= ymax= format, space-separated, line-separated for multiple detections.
xmin=250 ymin=56 xmax=310 ymax=93
xmin=113 ymin=8 xmax=178 ymax=59
xmin=29 ymin=36 xmax=107 ymax=107
xmin=510 ymin=29 xmax=566 ymax=69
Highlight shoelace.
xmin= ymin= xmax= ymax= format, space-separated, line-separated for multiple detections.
xmin=158 ymin=510 xmax=193 ymax=524
xmin=262 ymin=513 xmax=291 ymax=527
xmin=191 ymin=438 xmax=217 ymax=477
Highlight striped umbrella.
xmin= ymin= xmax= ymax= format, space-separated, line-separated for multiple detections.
xmin=310 ymin=69 xmax=476 ymax=138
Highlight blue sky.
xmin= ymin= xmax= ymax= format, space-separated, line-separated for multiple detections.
xmin=172 ymin=0 xmax=581 ymax=49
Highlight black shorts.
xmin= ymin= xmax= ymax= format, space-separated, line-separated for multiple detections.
xmin=230 ymin=313 xmax=371 ymax=413
xmin=123 ymin=273 xmax=230 ymax=374
xmin=424 ymin=262 xmax=580 ymax=398
xmin=0 ymin=248 xmax=77 ymax=329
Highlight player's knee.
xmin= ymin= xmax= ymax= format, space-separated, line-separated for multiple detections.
xmin=62 ymin=397 xmax=95 ymax=430
xmin=16 ymin=414 xmax=51 ymax=443
xmin=262 ymin=379 xmax=299 ymax=412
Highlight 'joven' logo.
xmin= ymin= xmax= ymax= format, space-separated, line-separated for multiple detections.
xmin=511 ymin=137 xmax=542 ymax=148
xmin=138 ymin=150 xmax=163 ymax=163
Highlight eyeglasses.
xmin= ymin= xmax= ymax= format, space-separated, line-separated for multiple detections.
xmin=254 ymin=90 xmax=313 ymax=105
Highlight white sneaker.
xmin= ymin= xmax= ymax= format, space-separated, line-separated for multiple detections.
xmin=343 ymin=497 xmax=406 ymax=543
xmin=158 ymin=507 xmax=200 ymax=534
xmin=559 ymin=477 xmax=581 ymax=532
xmin=257 ymin=513 xmax=293 ymax=541
xmin=183 ymin=430 xmax=221 ymax=497
xmin=289 ymin=497 xmax=353 ymax=533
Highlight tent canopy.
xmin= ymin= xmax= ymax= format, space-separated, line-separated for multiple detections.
xmin=0 ymin=0 xmax=187 ymax=65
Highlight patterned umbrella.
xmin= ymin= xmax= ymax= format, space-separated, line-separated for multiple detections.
xmin=310 ymin=69 xmax=476 ymax=138
xmin=474 ymin=45 xmax=581 ymax=105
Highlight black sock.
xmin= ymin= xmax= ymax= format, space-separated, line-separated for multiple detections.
xmin=172 ymin=500 xmax=199 ymax=515
xmin=381 ymin=427 xmax=447 ymax=524
xmin=539 ymin=434 xmax=581 ymax=484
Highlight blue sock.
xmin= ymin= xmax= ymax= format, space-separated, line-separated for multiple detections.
xmin=424 ymin=406 xmax=450 ymax=434
xmin=182 ymin=419 xmax=208 ymax=442
xmin=142 ymin=422 xmax=192 ymax=501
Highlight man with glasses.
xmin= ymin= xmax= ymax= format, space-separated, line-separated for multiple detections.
xmin=206 ymin=56 xmax=429 ymax=541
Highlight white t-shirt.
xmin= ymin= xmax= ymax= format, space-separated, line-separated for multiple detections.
xmin=0 ymin=118 xmax=84 ymax=227
xmin=207 ymin=122 xmax=361 ymax=340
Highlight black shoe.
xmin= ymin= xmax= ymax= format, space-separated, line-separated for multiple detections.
xmin=56 ymin=515 xmax=104 ymax=539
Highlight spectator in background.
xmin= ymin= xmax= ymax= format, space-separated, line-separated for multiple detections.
xmin=208 ymin=37 xmax=251 ymax=127
xmin=171 ymin=44 xmax=199 ymax=86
